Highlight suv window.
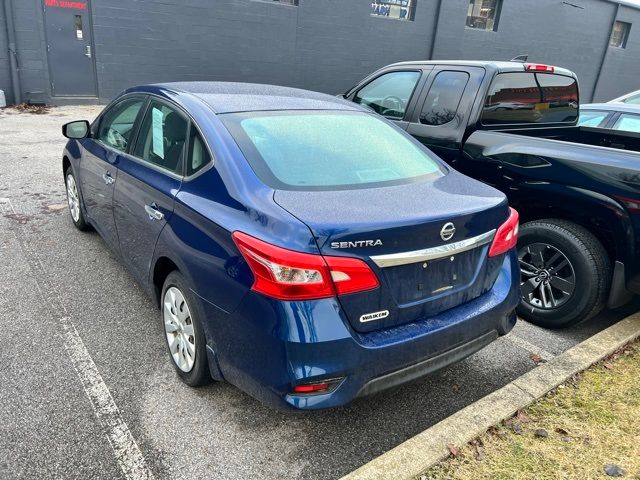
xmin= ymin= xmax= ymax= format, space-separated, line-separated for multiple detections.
xmin=97 ymin=98 xmax=145 ymax=152
xmin=133 ymin=100 xmax=188 ymax=174
xmin=612 ymin=113 xmax=640 ymax=133
xmin=187 ymin=128 xmax=212 ymax=176
xmin=482 ymin=72 xmax=578 ymax=125
xmin=419 ymin=71 xmax=469 ymax=126
xmin=353 ymin=71 xmax=420 ymax=119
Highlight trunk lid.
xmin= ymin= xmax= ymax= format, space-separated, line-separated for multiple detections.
xmin=274 ymin=172 xmax=509 ymax=333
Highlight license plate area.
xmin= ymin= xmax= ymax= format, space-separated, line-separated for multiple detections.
xmin=381 ymin=248 xmax=483 ymax=305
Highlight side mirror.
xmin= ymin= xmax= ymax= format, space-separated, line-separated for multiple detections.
xmin=62 ymin=120 xmax=90 ymax=139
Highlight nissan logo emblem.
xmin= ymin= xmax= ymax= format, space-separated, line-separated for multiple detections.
xmin=440 ymin=222 xmax=456 ymax=241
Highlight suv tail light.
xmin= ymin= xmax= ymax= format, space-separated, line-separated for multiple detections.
xmin=232 ymin=231 xmax=379 ymax=301
xmin=525 ymin=63 xmax=555 ymax=72
xmin=489 ymin=208 xmax=520 ymax=257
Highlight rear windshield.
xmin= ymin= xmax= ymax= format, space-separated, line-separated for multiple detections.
xmin=482 ymin=72 xmax=578 ymax=125
xmin=221 ymin=111 xmax=445 ymax=191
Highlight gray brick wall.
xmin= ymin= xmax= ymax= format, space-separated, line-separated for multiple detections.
xmin=91 ymin=0 xmax=437 ymax=102
xmin=1 ymin=0 xmax=640 ymax=105
xmin=0 ymin=4 xmax=12 ymax=104
xmin=11 ymin=0 xmax=50 ymax=103
xmin=594 ymin=4 xmax=640 ymax=101
xmin=433 ymin=0 xmax=617 ymax=103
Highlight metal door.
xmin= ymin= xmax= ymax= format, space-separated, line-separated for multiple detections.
xmin=43 ymin=0 xmax=97 ymax=96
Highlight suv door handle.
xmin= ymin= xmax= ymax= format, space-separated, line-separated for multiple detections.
xmin=144 ymin=203 xmax=164 ymax=221
xmin=102 ymin=171 xmax=114 ymax=185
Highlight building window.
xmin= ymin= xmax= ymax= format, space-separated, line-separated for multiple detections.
xmin=466 ymin=0 xmax=502 ymax=31
xmin=610 ymin=21 xmax=631 ymax=48
xmin=371 ymin=0 xmax=415 ymax=21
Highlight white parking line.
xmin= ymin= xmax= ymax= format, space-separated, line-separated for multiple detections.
xmin=1 ymin=199 xmax=155 ymax=480
xmin=504 ymin=332 xmax=555 ymax=362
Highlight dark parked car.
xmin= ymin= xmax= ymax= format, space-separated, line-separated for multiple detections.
xmin=344 ymin=61 xmax=640 ymax=328
xmin=61 ymin=83 xmax=520 ymax=410
xmin=579 ymin=103 xmax=640 ymax=133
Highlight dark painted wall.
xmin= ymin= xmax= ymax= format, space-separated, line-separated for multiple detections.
xmin=91 ymin=0 xmax=438 ymax=101
xmin=595 ymin=4 xmax=640 ymax=101
xmin=433 ymin=0 xmax=620 ymax=102
xmin=0 ymin=0 xmax=639 ymax=105
xmin=0 ymin=4 xmax=12 ymax=104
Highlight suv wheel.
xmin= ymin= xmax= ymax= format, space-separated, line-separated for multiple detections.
xmin=516 ymin=219 xmax=611 ymax=328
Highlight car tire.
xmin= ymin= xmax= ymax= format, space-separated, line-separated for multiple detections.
xmin=516 ymin=219 xmax=611 ymax=329
xmin=161 ymin=271 xmax=212 ymax=386
xmin=65 ymin=167 xmax=90 ymax=231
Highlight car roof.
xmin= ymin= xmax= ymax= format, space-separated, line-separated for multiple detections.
xmin=610 ymin=90 xmax=640 ymax=102
xmin=582 ymin=103 xmax=640 ymax=114
xmin=386 ymin=60 xmax=576 ymax=77
xmin=137 ymin=82 xmax=364 ymax=114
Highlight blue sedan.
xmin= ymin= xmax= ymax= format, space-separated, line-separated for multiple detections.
xmin=61 ymin=83 xmax=520 ymax=410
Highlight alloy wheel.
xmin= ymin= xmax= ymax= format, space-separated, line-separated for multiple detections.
xmin=163 ymin=286 xmax=196 ymax=372
xmin=66 ymin=173 xmax=81 ymax=222
xmin=518 ymin=242 xmax=576 ymax=310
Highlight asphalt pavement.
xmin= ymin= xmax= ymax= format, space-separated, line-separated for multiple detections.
xmin=1 ymin=105 xmax=638 ymax=480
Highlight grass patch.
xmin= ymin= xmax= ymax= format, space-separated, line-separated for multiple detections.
xmin=422 ymin=342 xmax=640 ymax=480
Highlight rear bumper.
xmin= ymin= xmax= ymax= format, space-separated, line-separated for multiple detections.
xmin=199 ymin=250 xmax=520 ymax=410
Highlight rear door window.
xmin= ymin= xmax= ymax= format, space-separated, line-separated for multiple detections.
xmin=353 ymin=71 xmax=421 ymax=119
xmin=133 ymin=100 xmax=188 ymax=174
xmin=482 ymin=72 xmax=578 ymax=125
xmin=419 ymin=71 xmax=470 ymax=126
xmin=612 ymin=113 xmax=640 ymax=133
xmin=578 ymin=110 xmax=609 ymax=128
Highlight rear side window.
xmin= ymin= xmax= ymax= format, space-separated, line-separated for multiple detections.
xmin=482 ymin=72 xmax=578 ymax=125
xmin=221 ymin=111 xmax=444 ymax=191
xmin=187 ymin=128 xmax=212 ymax=176
xmin=419 ymin=71 xmax=469 ymax=126
xmin=612 ymin=113 xmax=640 ymax=133
xmin=97 ymin=98 xmax=145 ymax=152
xmin=578 ymin=111 xmax=609 ymax=128
xmin=353 ymin=71 xmax=420 ymax=119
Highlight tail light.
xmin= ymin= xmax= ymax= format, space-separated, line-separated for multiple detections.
xmin=525 ymin=63 xmax=555 ymax=72
xmin=232 ymin=231 xmax=379 ymax=301
xmin=489 ymin=208 xmax=520 ymax=257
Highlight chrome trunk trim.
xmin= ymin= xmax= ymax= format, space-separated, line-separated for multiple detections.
xmin=370 ymin=230 xmax=496 ymax=268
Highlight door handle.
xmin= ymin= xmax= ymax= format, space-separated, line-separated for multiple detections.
xmin=102 ymin=171 xmax=114 ymax=185
xmin=144 ymin=203 xmax=164 ymax=221
xmin=85 ymin=45 xmax=92 ymax=58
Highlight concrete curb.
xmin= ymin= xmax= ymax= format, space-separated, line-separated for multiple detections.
xmin=340 ymin=312 xmax=640 ymax=480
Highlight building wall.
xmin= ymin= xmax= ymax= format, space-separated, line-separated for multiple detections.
xmin=432 ymin=0 xmax=617 ymax=102
xmin=594 ymin=4 xmax=640 ymax=101
xmin=1 ymin=0 xmax=640 ymax=105
xmin=11 ymin=0 xmax=51 ymax=103
xmin=0 ymin=4 xmax=12 ymax=104
xmin=91 ymin=0 xmax=437 ymax=102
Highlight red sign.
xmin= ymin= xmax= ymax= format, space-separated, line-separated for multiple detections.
xmin=44 ymin=0 xmax=87 ymax=9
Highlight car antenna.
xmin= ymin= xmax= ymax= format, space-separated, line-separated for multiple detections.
xmin=511 ymin=55 xmax=529 ymax=63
